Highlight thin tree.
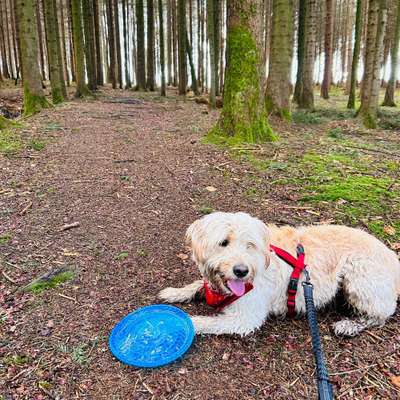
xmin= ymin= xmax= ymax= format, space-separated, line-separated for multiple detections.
xmin=93 ymin=0 xmax=103 ymax=85
xmin=382 ymin=0 xmax=400 ymax=106
xmin=122 ymin=0 xmax=131 ymax=88
xmin=106 ymin=0 xmax=117 ymax=88
xmin=70 ymin=0 xmax=91 ymax=97
xmin=347 ymin=0 xmax=363 ymax=108
xmin=216 ymin=0 xmax=274 ymax=142
xmin=321 ymin=0 xmax=334 ymax=99
xmin=186 ymin=30 xmax=199 ymax=95
xmin=44 ymin=0 xmax=66 ymax=103
xmin=16 ymin=0 xmax=50 ymax=114
xmin=265 ymin=0 xmax=294 ymax=119
xmin=177 ymin=0 xmax=186 ymax=94
xmin=207 ymin=0 xmax=216 ymax=106
xmin=136 ymin=0 xmax=146 ymax=90
xmin=293 ymin=0 xmax=317 ymax=109
xmin=158 ymin=0 xmax=166 ymax=96
xmin=358 ymin=0 xmax=388 ymax=127
xmin=147 ymin=0 xmax=155 ymax=90
xmin=0 ymin=3 xmax=10 ymax=79
xmin=113 ymin=0 xmax=122 ymax=88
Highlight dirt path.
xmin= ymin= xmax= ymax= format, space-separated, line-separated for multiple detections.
xmin=1 ymin=91 xmax=399 ymax=400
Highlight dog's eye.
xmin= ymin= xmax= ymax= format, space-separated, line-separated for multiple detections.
xmin=219 ymin=239 xmax=229 ymax=247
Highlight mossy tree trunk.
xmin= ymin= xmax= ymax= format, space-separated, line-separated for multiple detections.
xmin=347 ymin=0 xmax=363 ymax=109
xmin=158 ymin=0 xmax=166 ymax=96
xmin=16 ymin=0 xmax=50 ymax=115
xmin=358 ymin=0 xmax=388 ymax=127
xmin=177 ymin=0 xmax=187 ymax=95
xmin=146 ymin=0 xmax=155 ymax=90
xmin=44 ymin=0 xmax=66 ymax=104
xmin=320 ymin=0 xmax=334 ymax=99
xmin=265 ymin=0 xmax=294 ymax=119
xmin=382 ymin=0 xmax=400 ymax=106
xmin=136 ymin=0 xmax=146 ymax=90
xmin=293 ymin=0 xmax=316 ymax=109
xmin=216 ymin=0 xmax=274 ymax=143
xmin=70 ymin=0 xmax=91 ymax=97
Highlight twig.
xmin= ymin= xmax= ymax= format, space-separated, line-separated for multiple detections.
xmin=4 ymin=260 xmax=23 ymax=270
xmin=61 ymin=222 xmax=80 ymax=231
xmin=57 ymin=293 xmax=77 ymax=302
xmin=2 ymin=270 xmax=18 ymax=284
xmin=342 ymin=144 xmax=400 ymax=158
xmin=142 ymin=382 xmax=154 ymax=395
xmin=113 ymin=159 xmax=136 ymax=163
xmin=19 ymin=201 xmax=32 ymax=215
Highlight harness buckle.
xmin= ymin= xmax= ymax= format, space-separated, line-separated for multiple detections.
xmin=288 ymin=277 xmax=299 ymax=293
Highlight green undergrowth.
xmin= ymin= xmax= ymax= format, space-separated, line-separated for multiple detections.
xmin=24 ymin=270 xmax=75 ymax=294
xmin=0 ymin=129 xmax=23 ymax=155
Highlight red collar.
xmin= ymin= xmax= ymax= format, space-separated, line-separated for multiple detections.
xmin=203 ymin=280 xmax=254 ymax=310
xmin=270 ymin=243 xmax=306 ymax=317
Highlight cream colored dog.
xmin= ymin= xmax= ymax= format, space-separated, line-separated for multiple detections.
xmin=158 ymin=212 xmax=400 ymax=337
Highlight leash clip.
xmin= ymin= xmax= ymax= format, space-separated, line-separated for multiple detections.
xmin=302 ymin=268 xmax=313 ymax=287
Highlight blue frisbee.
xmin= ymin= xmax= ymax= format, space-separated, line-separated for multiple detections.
xmin=109 ymin=304 xmax=195 ymax=368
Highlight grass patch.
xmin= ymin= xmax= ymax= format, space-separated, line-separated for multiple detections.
xmin=292 ymin=111 xmax=325 ymax=125
xmin=0 ymin=233 xmax=12 ymax=244
xmin=378 ymin=109 xmax=400 ymax=130
xmin=24 ymin=270 xmax=75 ymax=294
xmin=28 ymin=139 xmax=46 ymax=151
xmin=115 ymin=251 xmax=129 ymax=260
xmin=0 ymin=129 xmax=22 ymax=155
xmin=198 ymin=205 xmax=214 ymax=214
xmin=3 ymin=354 xmax=30 ymax=366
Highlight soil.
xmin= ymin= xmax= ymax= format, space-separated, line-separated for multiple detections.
xmin=1 ymin=88 xmax=399 ymax=400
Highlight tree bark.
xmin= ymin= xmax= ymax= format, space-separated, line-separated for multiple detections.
xmin=265 ymin=0 xmax=294 ymax=119
xmin=106 ymin=0 xmax=116 ymax=88
xmin=358 ymin=0 xmax=388 ymax=127
xmin=113 ymin=0 xmax=122 ymax=88
xmin=93 ymin=0 xmax=103 ymax=85
xmin=217 ymin=0 xmax=274 ymax=142
xmin=347 ymin=0 xmax=363 ymax=108
xmin=177 ymin=0 xmax=186 ymax=94
xmin=44 ymin=0 xmax=66 ymax=103
xmin=294 ymin=0 xmax=316 ymax=109
xmin=122 ymin=0 xmax=130 ymax=88
xmin=16 ymin=0 xmax=50 ymax=114
xmin=207 ymin=0 xmax=216 ymax=106
xmin=382 ymin=0 xmax=400 ymax=106
xmin=82 ymin=0 xmax=97 ymax=90
xmin=136 ymin=0 xmax=146 ymax=90
xmin=146 ymin=0 xmax=155 ymax=90
xmin=158 ymin=0 xmax=166 ymax=95
xmin=321 ymin=0 xmax=334 ymax=99
xmin=70 ymin=0 xmax=91 ymax=97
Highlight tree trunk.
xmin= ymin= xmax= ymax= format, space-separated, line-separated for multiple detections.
xmin=347 ymin=0 xmax=363 ymax=108
xmin=321 ymin=0 xmax=334 ymax=99
xmin=146 ymin=0 xmax=155 ymax=90
xmin=186 ymin=30 xmax=199 ymax=95
xmin=158 ymin=0 xmax=166 ymax=95
xmin=44 ymin=0 xmax=66 ymax=103
xmin=177 ymin=0 xmax=186 ymax=94
xmin=60 ymin=0 xmax=70 ymax=86
xmin=207 ymin=0 xmax=216 ymax=106
xmin=16 ymin=0 xmax=50 ymax=115
xmin=106 ymin=0 xmax=116 ymax=88
xmin=265 ymin=0 xmax=294 ymax=119
xmin=358 ymin=0 xmax=388 ymax=127
xmin=213 ymin=0 xmax=220 ymax=96
xmin=70 ymin=0 xmax=91 ymax=97
xmin=82 ymin=0 xmax=97 ymax=90
xmin=382 ymin=0 xmax=400 ymax=106
xmin=294 ymin=0 xmax=316 ymax=109
xmin=113 ymin=0 xmax=122 ymax=88
xmin=167 ymin=0 xmax=172 ymax=85
xmin=36 ymin=0 xmax=47 ymax=80
xmin=217 ymin=0 xmax=274 ymax=142
xmin=122 ymin=0 xmax=131 ymax=88
xmin=136 ymin=0 xmax=146 ymax=89
xmin=93 ymin=0 xmax=103 ymax=85
xmin=0 ymin=3 xmax=10 ymax=79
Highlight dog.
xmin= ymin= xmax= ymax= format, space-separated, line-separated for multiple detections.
xmin=158 ymin=212 xmax=400 ymax=336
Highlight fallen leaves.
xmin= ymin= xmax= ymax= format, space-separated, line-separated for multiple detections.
xmin=205 ymin=186 xmax=217 ymax=192
xmin=383 ymin=225 xmax=396 ymax=236
xmin=390 ymin=375 xmax=400 ymax=388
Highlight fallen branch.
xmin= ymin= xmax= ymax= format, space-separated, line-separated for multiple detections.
xmin=113 ymin=159 xmax=136 ymax=163
xmin=61 ymin=222 xmax=80 ymax=231
xmin=2 ymin=270 xmax=18 ymax=284
xmin=19 ymin=201 xmax=32 ymax=215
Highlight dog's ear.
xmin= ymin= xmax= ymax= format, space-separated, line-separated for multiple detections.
xmin=185 ymin=219 xmax=200 ymax=246
xmin=185 ymin=219 xmax=205 ymax=264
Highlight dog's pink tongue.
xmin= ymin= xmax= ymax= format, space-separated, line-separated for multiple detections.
xmin=227 ymin=279 xmax=246 ymax=297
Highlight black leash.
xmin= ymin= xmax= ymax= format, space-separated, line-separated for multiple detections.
xmin=302 ymin=269 xmax=334 ymax=400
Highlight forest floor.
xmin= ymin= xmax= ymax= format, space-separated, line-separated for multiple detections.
xmin=1 ymin=85 xmax=400 ymax=400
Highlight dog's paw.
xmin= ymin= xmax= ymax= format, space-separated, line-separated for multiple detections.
xmin=158 ymin=287 xmax=188 ymax=303
xmin=332 ymin=319 xmax=362 ymax=337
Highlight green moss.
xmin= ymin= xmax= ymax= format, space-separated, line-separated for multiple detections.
xmin=215 ymin=25 xmax=275 ymax=143
xmin=0 ymin=233 xmax=12 ymax=244
xmin=0 ymin=130 xmax=22 ymax=154
xmin=115 ymin=251 xmax=129 ymax=260
xmin=0 ymin=116 xmax=19 ymax=130
xmin=28 ymin=139 xmax=46 ymax=151
xmin=3 ymin=355 xmax=30 ymax=366
xmin=25 ymin=270 xmax=75 ymax=294
xmin=361 ymin=112 xmax=377 ymax=129
xmin=367 ymin=221 xmax=400 ymax=242
xmin=23 ymin=87 xmax=51 ymax=116
xmin=198 ymin=205 xmax=214 ymax=215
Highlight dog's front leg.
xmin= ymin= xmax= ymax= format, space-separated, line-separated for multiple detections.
xmin=158 ymin=280 xmax=204 ymax=303
xmin=191 ymin=304 xmax=267 ymax=336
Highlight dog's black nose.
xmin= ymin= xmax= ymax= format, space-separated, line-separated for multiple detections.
xmin=233 ymin=264 xmax=249 ymax=278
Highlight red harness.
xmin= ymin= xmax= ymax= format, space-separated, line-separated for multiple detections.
xmin=203 ymin=244 xmax=307 ymax=316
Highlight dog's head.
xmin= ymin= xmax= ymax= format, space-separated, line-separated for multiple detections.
xmin=186 ymin=212 xmax=270 ymax=295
